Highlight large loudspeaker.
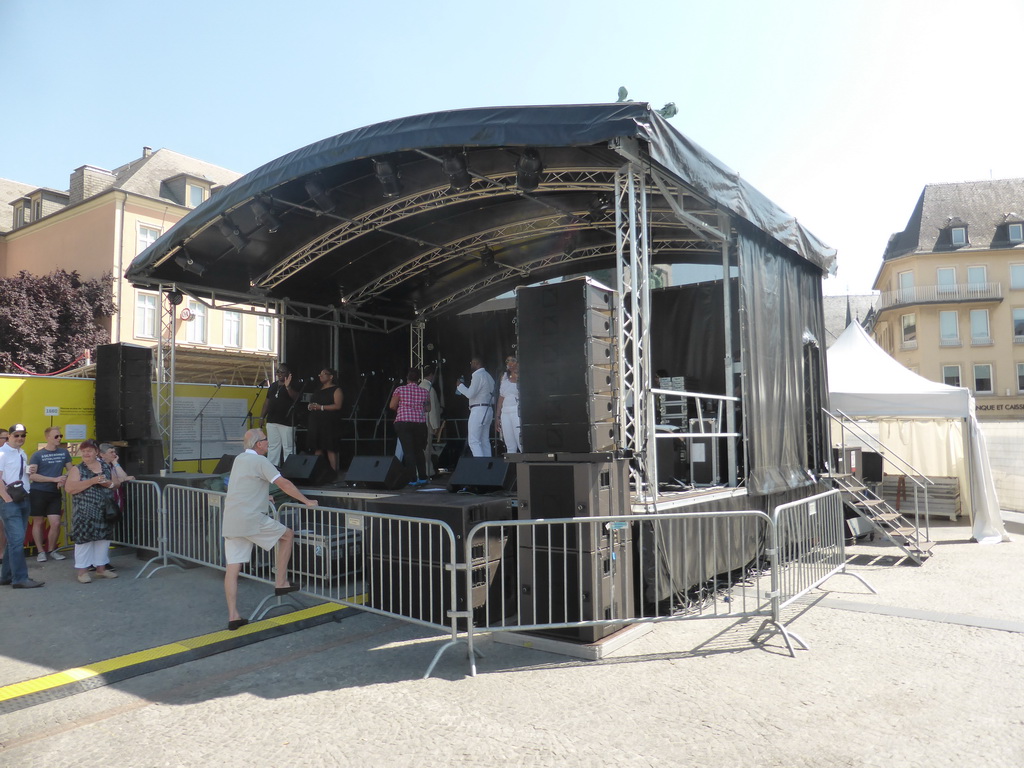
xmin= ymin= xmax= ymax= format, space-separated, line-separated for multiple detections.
xmin=212 ymin=454 xmax=236 ymax=475
xmin=448 ymin=456 xmax=516 ymax=493
xmin=282 ymin=453 xmax=336 ymax=485
xmin=344 ymin=455 xmax=410 ymax=490
xmin=95 ymin=344 xmax=156 ymax=442
xmin=435 ymin=439 xmax=467 ymax=471
xmin=517 ymin=278 xmax=618 ymax=453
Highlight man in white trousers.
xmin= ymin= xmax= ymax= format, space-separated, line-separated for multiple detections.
xmin=455 ymin=356 xmax=494 ymax=457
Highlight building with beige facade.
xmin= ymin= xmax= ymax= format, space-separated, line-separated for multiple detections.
xmin=0 ymin=148 xmax=278 ymax=383
xmin=872 ymin=178 xmax=1024 ymax=421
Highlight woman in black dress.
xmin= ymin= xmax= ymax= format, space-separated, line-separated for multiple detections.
xmin=307 ymin=367 xmax=343 ymax=473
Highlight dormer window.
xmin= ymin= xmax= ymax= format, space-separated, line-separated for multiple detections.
xmin=951 ymin=226 xmax=967 ymax=246
xmin=187 ymin=184 xmax=206 ymax=208
xmin=1010 ymin=223 xmax=1023 ymax=243
xmin=162 ymin=173 xmax=213 ymax=209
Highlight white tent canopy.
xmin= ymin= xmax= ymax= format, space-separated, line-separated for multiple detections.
xmin=827 ymin=322 xmax=1008 ymax=544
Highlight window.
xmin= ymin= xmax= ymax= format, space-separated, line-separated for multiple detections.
xmin=32 ymin=200 xmax=42 ymax=221
xmin=936 ymin=267 xmax=956 ymax=293
xmin=1010 ymin=223 xmax=1024 ymax=243
xmin=898 ymin=271 xmax=914 ymax=303
xmin=1012 ymin=264 xmax=1024 ymax=290
xmin=187 ymin=184 xmax=206 ymax=208
xmin=256 ymin=315 xmax=273 ymax=351
xmin=13 ymin=203 xmax=26 ymax=229
xmin=943 ymin=365 xmax=961 ymax=387
xmin=135 ymin=292 xmax=158 ymax=339
xmin=901 ymin=313 xmax=917 ymax=349
xmin=137 ymin=224 xmax=161 ymax=255
xmin=951 ymin=226 xmax=967 ymax=246
xmin=1015 ymin=309 xmax=1024 ymax=342
xmin=967 ymin=265 xmax=987 ymax=286
xmin=1018 ymin=363 xmax=1024 ymax=393
xmin=970 ymin=309 xmax=991 ymax=344
xmin=223 ymin=311 xmax=242 ymax=348
xmin=939 ymin=311 xmax=959 ymax=346
xmin=973 ymin=364 xmax=993 ymax=394
xmin=186 ymin=300 xmax=207 ymax=344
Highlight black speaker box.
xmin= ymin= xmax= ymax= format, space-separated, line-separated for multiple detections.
xmin=95 ymin=344 xmax=155 ymax=442
xmin=212 ymin=453 xmax=236 ymax=475
xmin=344 ymin=455 xmax=410 ymax=490
xmin=282 ymin=453 xmax=336 ymax=485
xmin=448 ymin=456 xmax=516 ymax=493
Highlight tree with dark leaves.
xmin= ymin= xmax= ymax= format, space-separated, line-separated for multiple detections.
xmin=0 ymin=270 xmax=115 ymax=374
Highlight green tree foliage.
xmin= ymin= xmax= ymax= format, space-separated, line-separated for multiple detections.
xmin=0 ymin=270 xmax=115 ymax=374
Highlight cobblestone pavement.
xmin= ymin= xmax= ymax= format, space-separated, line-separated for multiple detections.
xmin=1 ymin=515 xmax=1023 ymax=767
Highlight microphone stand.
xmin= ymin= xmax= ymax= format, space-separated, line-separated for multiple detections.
xmin=373 ymin=378 xmax=400 ymax=454
xmin=349 ymin=371 xmax=371 ymax=456
xmin=194 ymin=383 xmax=221 ymax=473
xmin=243 ymin=382 xmax=266 ymax=427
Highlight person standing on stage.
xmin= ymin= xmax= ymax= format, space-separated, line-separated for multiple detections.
xmin=222 ymin=428 xmax=318 ymax=631
xmin=456 ymin=356 xmax=495 ymax=457
xmin=261 ymin=364 xmax=300 ymax=467
xmin=496 ymin=354 xmax=521 ymax=454
xmin=390 ymin=368 xmax=432 ymax=486
xmin=420 ymin=364 xmax=442 ymax=477
xmin=0 ymin=425 xmax=43 ymax=588
xmin=307 ymin=368 xmax=343 ymax=475
xmin=28 ymin=426 xmax=72 ymax=561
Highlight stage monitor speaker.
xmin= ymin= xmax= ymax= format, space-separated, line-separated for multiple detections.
xmin=447 ymin=456 xmax=516 ymax=493
xmin=862 ymin=451 xmax=883 ymax=483
xmin=282 ymin=453 xmax=336 ymax=486
xmin=435 ymin=439 xmax=467 ymax=472
xmin=344 ymin=455 xmax=409 ymax=490
xmin=212 ymin=453 xmax=236 ymax=475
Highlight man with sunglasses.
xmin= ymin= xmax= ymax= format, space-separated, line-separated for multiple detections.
xmin=0 ymin=424 xmax=44 ymax=588
xmin=29 ymin=427 xmax=73 ymax=562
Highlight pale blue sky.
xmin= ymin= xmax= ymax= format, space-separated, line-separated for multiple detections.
xmin=4 ymin=0 xmax=1024 ymax=294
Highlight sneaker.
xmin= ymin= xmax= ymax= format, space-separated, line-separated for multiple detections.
xmin=95 ymin=569 xmax=118 ymax=579
xmin=36 ymin=552 xmax=47 ymax=562
xmin=77 ymin=572 xmax=92 ymax=584
xmin=49 ymin=550 xmax=66 ymax=561
xmin=12 ymin=579 xmax=44 ymax=589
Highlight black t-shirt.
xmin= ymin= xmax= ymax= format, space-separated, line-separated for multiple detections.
xmin=264 ymin=381 xmax=297 ymax=425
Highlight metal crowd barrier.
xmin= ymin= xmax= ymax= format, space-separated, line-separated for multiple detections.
xmin=446 ymin=510 xmax=772 ymax=677
xmin=752 ymin=489 xmax=876 ymax=656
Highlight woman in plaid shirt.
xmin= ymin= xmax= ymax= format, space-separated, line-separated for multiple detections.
xmin=389 ymin=368 xmax=432 ymax=486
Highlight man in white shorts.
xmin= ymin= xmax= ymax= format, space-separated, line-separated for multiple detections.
xmin=222 ymin=428 xmax=318 ymax=630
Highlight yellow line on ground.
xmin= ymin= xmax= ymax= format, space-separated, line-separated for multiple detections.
xmin=0 ymin=603 xmax=348 ymax=703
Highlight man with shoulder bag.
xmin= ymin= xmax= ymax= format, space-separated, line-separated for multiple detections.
xmin=0 ymin=424 xmax=44 ymax=588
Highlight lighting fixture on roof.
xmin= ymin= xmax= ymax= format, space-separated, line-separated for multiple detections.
xmin=304 ymin=179 xmax=336 ymax=213
xmin=442 ymin=151 xmax=471 ymax=193
xmin=174 ymin=254 xmax=206 ymax=277
xmin=217 ymin=217 xmax=248 ymax=251
xmin=515 ymin=148 xmax=543 ymax=191
xmin=587 ymin=192 xmax=612 ymax=221
xmin=250 ymin=197 xmax=282 ymax=234
xmin=373 ymin=159 xmax=402 ymax=198
xmin=166 ymin=288 xmax=184 ymax=306
xmin=479 ymin=246 xmax=495 ymax=268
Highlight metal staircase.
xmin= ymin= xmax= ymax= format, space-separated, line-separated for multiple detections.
xmin=827 ymin=472 xmax=935 ymax=565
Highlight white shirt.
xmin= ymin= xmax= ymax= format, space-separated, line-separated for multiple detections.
xmin=222 ymin=449 xmax=282 ymax=538
xmin=457 ymin=367 xmax=495 ymax=407
xmin=0 ymin=443 xmax=30 ymax=490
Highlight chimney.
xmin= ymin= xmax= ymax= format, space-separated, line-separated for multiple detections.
xmin=69 ymin=165 xmax=116 ymax=204
xmin=143 ymin=146 xmax=153 ymax=158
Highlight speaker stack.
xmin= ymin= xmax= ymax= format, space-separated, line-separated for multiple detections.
xmin=513 ymin=278 xmax=633 ymax=643
xmin=94 ymin=343 xmax=164 ymax=474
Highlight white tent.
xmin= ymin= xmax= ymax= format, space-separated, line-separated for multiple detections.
xmin=827 ymin=322 xmax=1008 ymax=544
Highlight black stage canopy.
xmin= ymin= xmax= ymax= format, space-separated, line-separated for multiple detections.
xmin=125 ymin=103 xmax=835 ymax=325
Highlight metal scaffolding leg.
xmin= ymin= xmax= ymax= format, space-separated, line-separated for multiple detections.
xmin=410 ymin=319 xmax=425 ymax=369
xmin=155 ymin=284 xmax=178 ymax=471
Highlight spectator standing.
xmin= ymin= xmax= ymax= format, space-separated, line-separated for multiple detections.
xmin=28 ymin=426 xmax=72 ymax=561
xmin=65 ymin=439 xmax=119 ymax=583
xmin=0 ymin=424 xmax=44 ymax=588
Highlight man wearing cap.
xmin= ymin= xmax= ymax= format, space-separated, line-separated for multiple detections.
xmin=0 ymin=424 xmax=44 ymax=588
xmin=222 ymin=428 xmax=318 ymax=630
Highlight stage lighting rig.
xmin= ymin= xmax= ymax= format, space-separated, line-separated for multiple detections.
xmin=373 ymin=159 xmax=402 ymax=198
xmin=217 ymin=217 xmax=248 ymax=251
xmin=304 ymin=179 xmax=336 ymax=213
xmin=250 ymin=197 xmax=282 ymax=233
xmin=515 ymin=148 xmax=543 ymax=191
xmin=442 ymin=151 xmax=471 ymax=192
xmin=174 ymin=254 xmax=206 ymax=277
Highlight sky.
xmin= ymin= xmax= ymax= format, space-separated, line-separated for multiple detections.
xmin=3 ymin=0 xmax=1024 ymax=295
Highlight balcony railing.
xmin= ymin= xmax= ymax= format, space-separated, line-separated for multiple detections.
xmin=877 ymin=281 xmax=1003 ymax=310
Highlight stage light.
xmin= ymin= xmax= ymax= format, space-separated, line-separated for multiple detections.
xmin=515 ymin=148 xmax=543 ymax=191
xmin=217 ymin=218 xmax=248 ymax=251
xmin=250 ymin=197 xmax=282 ymax=233
xmin=442 ymin=151 xmax=471 ymax=192
xmin=174 ymin=254 xmax=206 ymax=276
xmin=304 ymin=179 xmax=336 ymax=213
xmin=479 ymin=246 xmax=495 ymax=268
xmin=166 ymin=289 xmax=184 ymax=306
xmin=373 ymin=159 xmax=402 ymax=198
xmin=588 ymin=192 xmax=612 ymax=221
